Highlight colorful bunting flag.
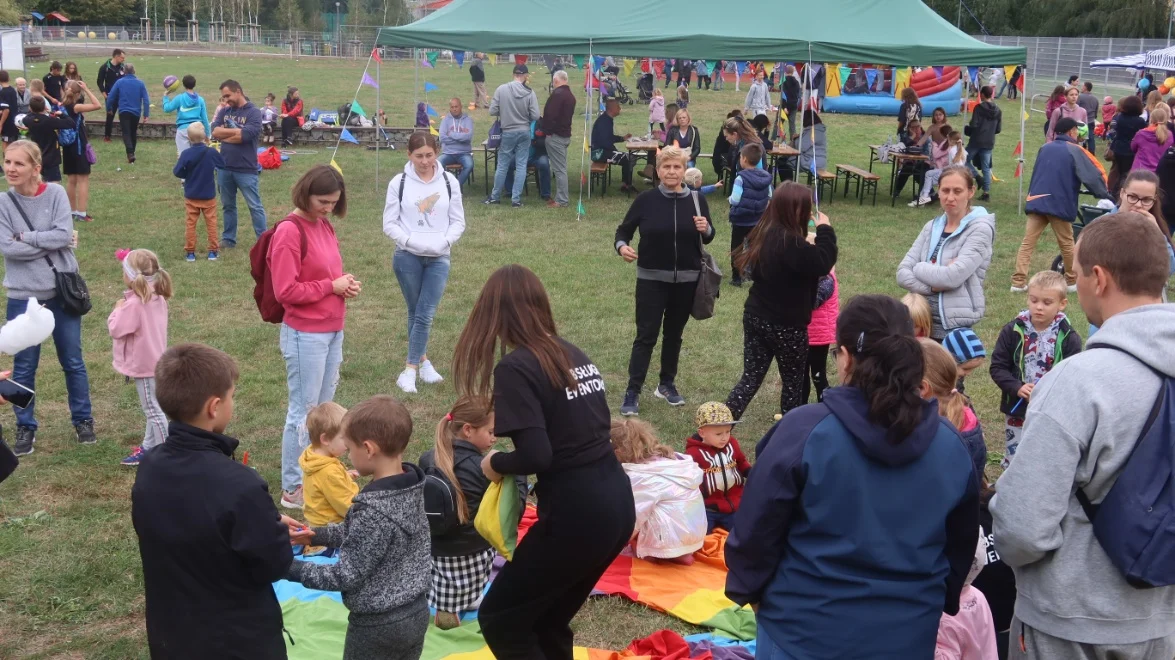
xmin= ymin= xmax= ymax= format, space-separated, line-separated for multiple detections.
xmin=1004 ymin=65 xmax=1017 ymax=84
xmin=424 ymin=82 xmax=438 ymax=93
xmin=593 ymin=55 xmax=605 ymax=71
xmin=736 ymin=61 xmax=747 ymax=75
xmin=933 ymin=66 xmax=944 ymax=80
xmin=421 ymin=57 xmax=433 ymax=69
xmin=361 ymin=72 xmax=378 ymax=89
xmin=340 ymin=128 xmax=359 ymax=144
xmin=515 ymin=54 xmax=528 ymax=66
xmin=584 ymin=138 xmax=590 ymax=154
xmin=573 ymin=55 xmax=584 ymax=69
xmin=623 ymin=59 xmax=637 ymax=78
xmin=967 ymin=66 xmax=979 ymax=84
xmin=1016 ymin=73 xmax=1025 ymax=92
xmin=641 ymin=59 xmax=651 ymax=74
xmin=1012 ymin=141 xmax=1022 ymax=157
xmin=454 ymin=51 xmax=465 ymax=67
xmin=371 ymin=48 xmax=381 ymax=64
xmin=764 ymin=62 xmax=775 ymax=78
xmin=653 ymin=60 xmax=665 ymax=75
xmin=825 ymin=63 xmax=843 ymax=99
xmin=865 ymin=69 xmax=877 ymax=89
xmin=577 ymin=200 xmax=586 ymax=215
xmin=1014 ymin=162 xmax=1023 ymax=178
xmin=425 ymin=104 xmax=438 ymax=117
xmin=330 ymin=158 xmax=342 ymax=174
xmin=429 ymin=125 xmax=439 ymax=136
xmin=893 ymin=67 xmax=912 ymax=99
xmin=350 ymin=101 xmax=366 ymax=118
xmin=838 ymin=65 xmax=851 ymax=88
xmin=426 ymin=51 xmax=439 ymax=67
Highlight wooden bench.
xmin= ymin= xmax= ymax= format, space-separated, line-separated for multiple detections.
xmin=442 ymin=161 xmax=474 ymax=188
xmin=835 ymin=164 xmax=881 ymax=206
xmin=804 ymin=168 xmax=837 ymax=204
xmin=23 ymin=46 xmax=46 ymax=62
xmin=590 ymin=161 xmax=611 ymax=196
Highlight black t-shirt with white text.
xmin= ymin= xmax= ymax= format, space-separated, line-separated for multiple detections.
xmin=0 ymin=86 xmax=19 ymax=137
xmin=492 ymin=338 xmax=613 ymax=476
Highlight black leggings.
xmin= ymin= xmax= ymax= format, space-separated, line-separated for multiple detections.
xmin=281 ymin=116 xmax=300 ymax=145
xmin=725 ymin=313 xmax=808 ymax=419
xmin=118 ymin=112 xmax=140 ymax=157
xmin=730 ymin=225 xmax=753 ymax=282
xmin=479 ymin=457 xmax=635 ymax=660
xmin=802 ymin=343 xmax=831 ymax=404
xmin=627 ymin=278 xmax=696 ymax=393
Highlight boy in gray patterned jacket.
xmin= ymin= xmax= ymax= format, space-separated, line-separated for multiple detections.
xmin=287 ymin=395 xmax=431 ymax=660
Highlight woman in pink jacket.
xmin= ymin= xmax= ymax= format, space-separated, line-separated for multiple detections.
xmin=108 ymin=249 xmax=172 ymax=466
xmin=1131 ymin=104 xmax=1173 ymax=172
xmin=1047 ymin=86 xmax=1087 ymax=142
xmin=804 ymin=267 xmax=838 ymax=404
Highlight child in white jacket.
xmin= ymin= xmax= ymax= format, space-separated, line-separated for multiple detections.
xmin=381 ymin=133 xmax=466 ymax=394
xmin=611 ymin=418 xmax=707 ymax=565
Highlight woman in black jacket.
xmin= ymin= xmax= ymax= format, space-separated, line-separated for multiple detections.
xmin=725 ymin=182 xmax=837 ymax=419
xmin=1109 ymin=94 xmax=1148 ymax=195
xmin=712 ymin=109 xmax=743 ymax=177
xmin=615 ymin=145 xmax=715 ymax=416
xmin=663 ymin=108 xmax=702 ymax=166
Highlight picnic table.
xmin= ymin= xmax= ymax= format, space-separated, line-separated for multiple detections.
xmin=480 ymin=139 xmax=496 ymax=197
xmin=868 ymin=145 xmax=929 ymax=206
xmin=626 ymin=138 xmax=661 ymax=178
xmin=769 ymin=144 xmax=801 ymax=183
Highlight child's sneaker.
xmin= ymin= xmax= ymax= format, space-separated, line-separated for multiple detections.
xmin=121 ymin=445 xmax=145 ymax=466
xmin=281 ymin=485 xmax=304 ymax=509
xmin=418 ymin=360 xmax=444 ymax=384
xmin=207 ymin=251 xmax=218 ymax=261
xmin=396 ymin=367 xmax=418 ymax=393
xmin=185 ymin=252 xmax=196 ymax=262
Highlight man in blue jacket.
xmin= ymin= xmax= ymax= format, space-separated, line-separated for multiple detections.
xmin=211 ymin=79 xmax=266 ymax=247
xmin=1013 ymin=116 xmax=1111 ymax=293
xmin=105 ymin=63 xmax=150 ymax=164
xmin=438 ymin=97 xmax=474 ymax=186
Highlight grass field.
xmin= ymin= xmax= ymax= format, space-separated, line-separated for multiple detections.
xmin=0 ymin=51 xmax=1072 ymax=658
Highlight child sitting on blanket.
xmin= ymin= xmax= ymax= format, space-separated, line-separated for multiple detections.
xmin=298 ymin=402 xmax=359 ymax=557
xmin=419 ymin=395 xmax=527 ymax=630
xmin=287 ymin=395 xmax=431 ymax=660
xmin=685 ymin=402 xmax=751 ymax=533
xmin=611 ymin=418 xmax=707 ymax=565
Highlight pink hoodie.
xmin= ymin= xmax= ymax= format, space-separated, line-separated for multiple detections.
xmin=649 ymin=95 xmax=666 ymax=124
xmin=807 ymin=268 xmax=839 ymax=346
xmin=108 ymin=288 xmax=169 ymax=378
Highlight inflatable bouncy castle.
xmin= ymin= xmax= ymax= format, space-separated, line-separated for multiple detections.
xmin=822 ymin=65 xmax=963 ymax=116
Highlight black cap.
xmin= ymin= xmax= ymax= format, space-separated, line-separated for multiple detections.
xmin=513 ymin=64 xmax=529 ymax=75
xmin=1054 ymin=117 xmax=1079 ymax=135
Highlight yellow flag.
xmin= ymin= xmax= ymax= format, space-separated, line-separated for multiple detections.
xmin=764 ymin=62 xmax=775 ymax=78
xmin=623 ymin=58 xmax=637 ymax=78
xmin=429 ymin=125 xmax=439 ymax=136
xmin=825 ymin=63 xmax=842 ymax=98
xmin=584 ymin=138 xmax=590 ymax=154
xmin=1024 ymin=111 xmax=1030 ymax=121
xmin=1004 ymin=65 xmax=1017 ymax=82
xmin=893 ymin=67 xmax=912 ymax=99
xmin=329 ymin=159 xmax=342 ymax=174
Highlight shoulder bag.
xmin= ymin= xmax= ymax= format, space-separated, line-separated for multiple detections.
xmin=6 ymin=192 xmax=91 ymax=316
xmin=689 ymin=191 xmax=722 ymax=320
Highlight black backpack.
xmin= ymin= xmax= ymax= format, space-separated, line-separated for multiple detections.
xmin=422 ymin=466 xmax=460 ymax=537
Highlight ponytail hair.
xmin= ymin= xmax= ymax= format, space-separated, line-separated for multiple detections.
xmin=1151 ymin=104 xmax=1170 ymax=145
xmin=433 ymin=395 xmax=494 ymax=525
xmin=836 ymin=295 xmax=926 ymax=443
xmin=123 ymin=249 xmax=173 ymax=304
xmin=918 ymin=338 xmax=966 ymax=429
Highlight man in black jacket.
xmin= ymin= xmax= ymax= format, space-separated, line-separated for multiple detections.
xmin=132 ymin=344 xmax=294 ymax=659
xmin=782 ymin=65 xmax=802 ymax=143
xmin=542 ymin=70 xmax=576 ymax=208
xmin=96 ymin=49 xmax=125 ymax=142
xmin=965 ymin=85 xmax=1002 ymax=202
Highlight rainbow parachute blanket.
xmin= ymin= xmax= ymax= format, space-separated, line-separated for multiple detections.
xmin=275 ymin=506 xmax=757 ymax=658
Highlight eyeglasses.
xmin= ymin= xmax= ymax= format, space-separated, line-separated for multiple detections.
xmin=1125 ymin=192 xmax=1156 ymax=207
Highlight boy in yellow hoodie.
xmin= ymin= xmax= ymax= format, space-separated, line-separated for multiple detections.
xmin=299 ymin=402 xmax=359 ymax=555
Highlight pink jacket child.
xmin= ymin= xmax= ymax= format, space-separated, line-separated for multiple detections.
xmin=1102 ymin=96 xmax=1116 ymax=130
xmin=649 ymin=94 xmax=666 ymax=125
xmin=808 ymin=268 xmax=839 ymax=347
xmin=1130 ymin=124 xmax=1174 ymax=172
xmin=935 ymin=530 xmax=999 ymax=660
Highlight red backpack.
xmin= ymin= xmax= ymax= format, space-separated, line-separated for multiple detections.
xmin=250 ymin=218 xmax=307 ymax=323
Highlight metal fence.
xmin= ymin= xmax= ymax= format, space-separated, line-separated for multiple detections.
xmin=976 ymin=35 xmax=1171 ymax=101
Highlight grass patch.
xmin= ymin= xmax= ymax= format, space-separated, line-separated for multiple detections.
xmin=1 ymin=51 xmax=1070 ymax=656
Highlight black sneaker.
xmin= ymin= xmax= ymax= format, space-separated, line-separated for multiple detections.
xmin=620 ymin=390 xmax=640 ymax=416
xmin=511 ymin=201 xmax=523 ymax=208
xmin=13 ymin=426 xmax=34 ymax=456
xmin=730 ymin=278 xmax=743 ymax=287
xmin=979 ymin=192 xmax=991 ymax=202
xmin=654 ymin=384 xmax=686 ymax=407
xmin=75 ymin=419 xmax=97 ymax=445
xmin=483 ymin=197 xmax=500 ymax=205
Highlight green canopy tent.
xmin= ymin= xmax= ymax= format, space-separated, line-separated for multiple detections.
xmin=374 ymin=0 xmax=1030 ymax=213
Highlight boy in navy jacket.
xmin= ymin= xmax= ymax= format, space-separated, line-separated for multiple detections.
xmin=173 ymin=123 xmax=225 ymax=261
xmin=727 ymin=142 xmax=772 ymax=286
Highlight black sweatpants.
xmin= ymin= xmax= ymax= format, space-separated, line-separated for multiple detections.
xmin=479 ymin=456 xmax=635 ymax=660
xmin=281 ymin=116 xmax=300 ymax=145
xmin=725 ymin=313 xmax=808 ymax=419
xmin=104 ymin=110 xmax=115 ymax=139
xmin=802 ymin=343 xmax=831 ymax=404
xmin=119 ymin=112 xmax=140 ymax=158
xmin=730 ymin=225 xmax=754 ymax=282
xmin=627 ymin=278 xmax=696 ymax=394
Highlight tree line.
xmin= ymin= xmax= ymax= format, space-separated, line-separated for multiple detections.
xmin=926 ymin=0 xmax=1173 ymax=38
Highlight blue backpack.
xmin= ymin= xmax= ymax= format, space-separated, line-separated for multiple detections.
xmin=58 ymin=114 xmax=80 ymax=148
xmin=1075 ymin=345 xmax=1175 ymax=588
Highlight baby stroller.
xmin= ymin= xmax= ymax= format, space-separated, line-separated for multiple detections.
xmin=637 ymin=73 xmax=655 ymax=101
xmin=1052 ymin=201 xmax=1112 ymax=275
xmin=603 ymin=73 xmax=635 ymax=105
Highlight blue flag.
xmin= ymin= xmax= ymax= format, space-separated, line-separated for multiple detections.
xmin=454 ymin=51 xmax=465 ymax=67
xmin=865 ymin=69 xmax=877 ymax=89
xmin=736 ymin=61 xmax=748 ymax=75
xmin=933 ymin=66 xmax=944 ymax=80
xmin=424 ymin=82 xmax=438 ymax=93
xmin=340 ymin=128 xmax=359 ymax=145
xmin=967 ymin=66 xmax=979 ymax=83
xmin=425 ymin=104 xmax=438 ymax=117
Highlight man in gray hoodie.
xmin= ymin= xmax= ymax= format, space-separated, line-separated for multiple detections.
xmin=485 ymin=64 xmax=540 ymax=207
xmin=992 ymin=211 xmax=1175 ymax=660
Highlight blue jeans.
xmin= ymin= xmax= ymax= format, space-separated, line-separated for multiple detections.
xmin=393 ymin=250 xmax=450 ymax=366
xmin=706 ymin=509 xmax=736 ymax=533
xmin=755 ymin=623 xmax=785 ymax=660
xmin=491 ymin=130 xmax=531 ymax=203
xmin=439 ymin=153 xmax=474 ymax=186
xmin=219 ymin=169 xmax=268 ymax=246
xmin=504 ymin=155 xmax=551 ymax=199
xmin=1086 ymin=134 xmax=1097 ymax=156
xmin=7 ymin=296 xmax=92 ymax=429
xmin=278 ymin=324 xmax=343 ymax=491
xmin=967 ymin=146 xmax=992 ymax=193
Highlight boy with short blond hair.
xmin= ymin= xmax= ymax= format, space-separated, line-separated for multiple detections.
xmin=132 ymin=343 xmax=293 ymax=658
xmin=287 ymin=394 xmax=431 ymax=660
xmin=173 ymin=121 xmax=224 ymax=262
xmin=990 ymin=270 xmax=1082 ymax=467
xmin=684 ymin=402 xmax=752 ymax=533
xmin=299 ymin=401 xmax=359 ymax=555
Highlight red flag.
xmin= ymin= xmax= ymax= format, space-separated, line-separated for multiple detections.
xmin=1015 ymin=74 xmax=1024 ymax=92
xmin=371 ymin=47 xmax=382 ymax=63
xmin=1012 ymin=141 xmax=1022 ymax=157
xmin=653 ymin=59 xmax=665 ymax=75
xmin=641 ymin=59 xmax=650 ymax=74
xmin=1014 ymin=162 xmax=1023 ymax=178
xmin=514 ymin=54 xmax=528 ymax=66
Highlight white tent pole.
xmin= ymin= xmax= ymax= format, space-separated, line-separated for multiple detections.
xmin=375 ymin=30 xmax=381 ymax=187
xmin=807 ymin=43 xmax=819 ymax=216
xmin=575 ymin=39 xmax=594 ymax=220
xmin=1018 ymin=61 xmax=1027 ymax=216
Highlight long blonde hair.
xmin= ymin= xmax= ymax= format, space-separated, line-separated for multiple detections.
xmin=434 ymin=395 xmax=494 ymax=525
xmin=919 ymin=338 xmax=967 ymax=429
xmin=1147 ymin=89 xmax=1164 ymax=115
xmin=610 ymin=418 xmax=674 ymax=464
xmin=1151 ymin=104 xmax=1171 ymax=145
xmin=123 ymin=249 xmax=173 ymax=304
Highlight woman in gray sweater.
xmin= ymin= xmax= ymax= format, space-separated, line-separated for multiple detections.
xmin=0 ymin=140 xmax=94 ymax=456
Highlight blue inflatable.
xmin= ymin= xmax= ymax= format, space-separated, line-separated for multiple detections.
xmin=823 ymin=80 xmax=963 ymax=117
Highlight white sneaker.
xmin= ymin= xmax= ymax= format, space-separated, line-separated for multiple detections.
xmin=1010 ymin=285 xmax=1027 ymax=293
xmin=396 ymin=367 xmax=418 ymax=393
xmin=419 ymin=360 xmax=444 ymax=384
xmin=907 ymin=198 xmax=921 ymax=208
xmin=916 ymin=196 xmax=931 ymax=207
xmin=1067 ymin=284 xmax=1077 ymax=293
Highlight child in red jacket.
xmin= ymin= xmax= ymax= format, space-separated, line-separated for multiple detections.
xmin=685 ymin=402 xmax=751 ymax=533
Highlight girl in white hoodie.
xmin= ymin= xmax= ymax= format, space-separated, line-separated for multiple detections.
xmin=382 ymin=132 xmax=466 ymax=393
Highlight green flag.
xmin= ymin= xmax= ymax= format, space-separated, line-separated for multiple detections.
xmin=573 ymin=55 xmax=584 ymax=69
xmin=350 ymin=100 xmax=366 ymax=118
xmin=426 ymin=51 xmax=439 ymax=67
xmin=576 ymin=200 xmax=586 ymax=216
